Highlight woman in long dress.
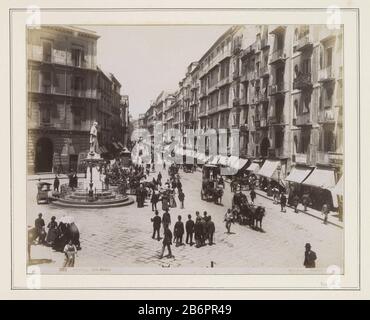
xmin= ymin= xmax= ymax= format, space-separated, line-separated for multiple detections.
xmin=46 ymin=216 xmax=58 ymax=246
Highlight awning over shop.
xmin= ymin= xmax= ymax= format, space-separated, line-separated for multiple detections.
xmin=332 ymin=176 xmax=343 ymax=196
xmin=210 ymin=155 xmax=221 ymax=165
xmin=246 ymin=162 xmax=260 ymax=173
xmin=229 ymin=158 xmax=248 ymax=171
xmin=285 ymin=166 xmax=313 ymax=184
xmin=218 ymin=156 xmax=229 ymax=166
xmin=257 ymin=160 xmax=281 ymax=179
xmin=302 ymin=168 xmax=336 ymax=189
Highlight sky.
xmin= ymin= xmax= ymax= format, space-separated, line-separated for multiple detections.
xmin=87 ymin=25 xmax=230 ymax=119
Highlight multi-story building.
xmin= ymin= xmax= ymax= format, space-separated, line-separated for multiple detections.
xmin=27 ymin=26 xmax=128 ymax=174
xmin=143 ymin=24 xmax=343 ymax=208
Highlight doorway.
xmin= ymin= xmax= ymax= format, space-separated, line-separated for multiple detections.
xmin=35 ymin=137 xmax=53 ymax=173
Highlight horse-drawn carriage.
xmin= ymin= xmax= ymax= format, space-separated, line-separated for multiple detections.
xmin=232 ymin=194 xmax=266 ymax=230
xmin=36 ymin=182 xmax=53 ymax=204
xmin=183 ymin=163 xmax=195 ymax=173
xmin=200 ymin=164 xmax=224 ymax=204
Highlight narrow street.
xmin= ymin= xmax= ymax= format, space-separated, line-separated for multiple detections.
xmin=27 ymin=165 xmax=343 ymax=274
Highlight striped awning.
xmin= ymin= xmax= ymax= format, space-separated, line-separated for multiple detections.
xmin=302 ymin=168 xmax=336 ymax=189
xmin=246 ymin=162 xmax=260 ymax=173
xmin=257 ymin=160 xmax=281 ymax=179
xmin=285 ymin=166 xmax=313 ymax=184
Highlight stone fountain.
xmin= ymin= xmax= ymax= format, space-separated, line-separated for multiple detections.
xmin=53 ymin=122 xmax=134 ymax=209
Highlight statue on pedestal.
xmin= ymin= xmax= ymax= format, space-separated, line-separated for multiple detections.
xmin=89 ymin=121 xmax=99 ymax=156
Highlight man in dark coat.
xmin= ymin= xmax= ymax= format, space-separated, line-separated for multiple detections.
xmin=194 ymin=217 xmax=203 ymax=248
xmin=35 ymin=213 xmax=46 ymax=244
xmin=303 ymin=243 xmax=317 ymax=268
xmin=280 ymin=192 xmax=287 ymax=212
xmin=206 ymin=216 xmax=215 ymax=245
xmin=151 ymin=190 xmax=158 ymax=211
xmin=302 ymin=193 xmax=312 ymax=211
xmin=53 ymin=175 xmax=60 ymax=192
xmin=159 ymin=224 xmax=173 ymax=259
xmin=173 ymin=215 xmax=185 ymax=247
xmin=157 ymin=171 xmax=162 ymax=183
xmin=250 ymin=188 xmax=256 ymax=204
xmin=178 ymin=189 xmax=185 ymax=209
xmin=201 ymin=211 xmax=208 ymax=245
xmin=292 ymin=194 xmax=300 ymax=213
xmin=185 ymin=214 xmax=195 ymax=246
xmin=151 ymin=210 xmax=161 ymax=241
xmin=162 ymin=209 xmax=171 ymax=230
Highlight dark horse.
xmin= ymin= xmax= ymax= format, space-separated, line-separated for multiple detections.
xmin=52 ymin=222 xmax=81 ymax=252
xmin=250 ymin=206 xmax=266 ymax=231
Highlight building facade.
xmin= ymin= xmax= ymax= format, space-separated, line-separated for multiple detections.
xmin=142 ymin=24 xmax=343 ymax=205
xmin=27 ymin=26 xmax=129 ymax=174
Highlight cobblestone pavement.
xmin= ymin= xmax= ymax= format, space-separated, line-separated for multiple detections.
xmin=27 ymin=166 xmax=343 ymax=274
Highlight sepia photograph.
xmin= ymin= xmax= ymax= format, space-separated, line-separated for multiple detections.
xmin=25 ymin=23 xmax=345 ymax=275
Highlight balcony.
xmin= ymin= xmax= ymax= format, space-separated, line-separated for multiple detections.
xmin=328 ymin=152 xmax=343 ymax=166
xmin=293 ymin=72 xmax=312 ymax=90
xmin=240 ymin=96 xmax=248 ymax=105
xmin=208 ymin=84 xmax=219 ymax=94
xmin=260 ymin=117 xmax=268 ymax=128
xmin=294 ymin=153 xmax=308 ymax=165
xmin=294 ymin=34 xmax=313 ymax=52
xmin=260 ymin=38 xmax=269 ymax=50
xmin=241 ymin=44 xmax=256 ymax=59
xmin=199 ymin=90 xmax=208 ymax=99
xmin=316 ymin=151 xmax=330 ymax=165
xmin=233 ymin=97 xmax=240 ymax=106
xmin=295 ymin=112 xmax=312 ymax=126
xmin=259 ymin=65 xmax=269 ymax=78
xmin=318 ymin=66 xmax=335 ymax=82
xmin=218 ymin=76 xmax=232 ymax=88
xmin=257 ymin=91 xmax=269 ymax=103
xmin=269 ymin=49 xmax=287 ymax=65
xmin=268 ymin=114 xmax=285 ymax=126
xmin=233 ymin=70 xmax=240 ymax=80
xmin=318 ymin=109 xmax=336 ymax=124
xmin=268 ymin=82 xmax=287 ymax=96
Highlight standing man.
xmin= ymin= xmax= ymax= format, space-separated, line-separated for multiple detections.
xmin=185 ymin=214 xmax=195 ymax=246
xmin=201 ymin=211 xmax=208 ymax=246
xmin=178 ymin=189 xmax=185 ymax=209
xmin=151 ymin=210 xmax=162 ymax=241
xmin=280 ymin=192 xmax=287 ymax=213
xmin=194 ymin=217 xmax=203 ymax=248
xmin=173 ymin=215 xmax=184 ymax=247
xmin=53 ymin=175 xmax=60 ymax=192
xmin=303 ymin=243 xmax=317 ymax=268
xmin=292 ymin=194 xmax=300 ymax=213
xmin=302 ymin=193 xmax=312 ymax=212
xmin=159 ymin=224 xmax=174 ymax=259
xmin=34 ymin=213 xmax=46 ymax=244
xmin=157 ymin=171 xmax=162 ymax=185
xmin=322 ymin=203 xmax=330 ymax=225
xmin=162 ymin=208 xmax=171 ymax=230
xmin=151 ymin=189 xmax=158 ymax=211
xmin=207 ymin=216 xmax=215 ymax=245
xmin=224 ymin=209 xmax=233 ymax=234
xmin=250 ymin=188 xmax=256 ymax=204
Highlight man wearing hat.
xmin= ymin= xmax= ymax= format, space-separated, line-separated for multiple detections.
xmin=303 ymin=243 xmax=317 ymax=268
xmin=34 ymin=213 xmax=46 ymax=244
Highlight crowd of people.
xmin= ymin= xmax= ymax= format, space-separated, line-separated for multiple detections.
xmin=30 ymin=213 xmax=80 ymax=267
xmin=151 ymin=209 xmax=217 ymax=258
